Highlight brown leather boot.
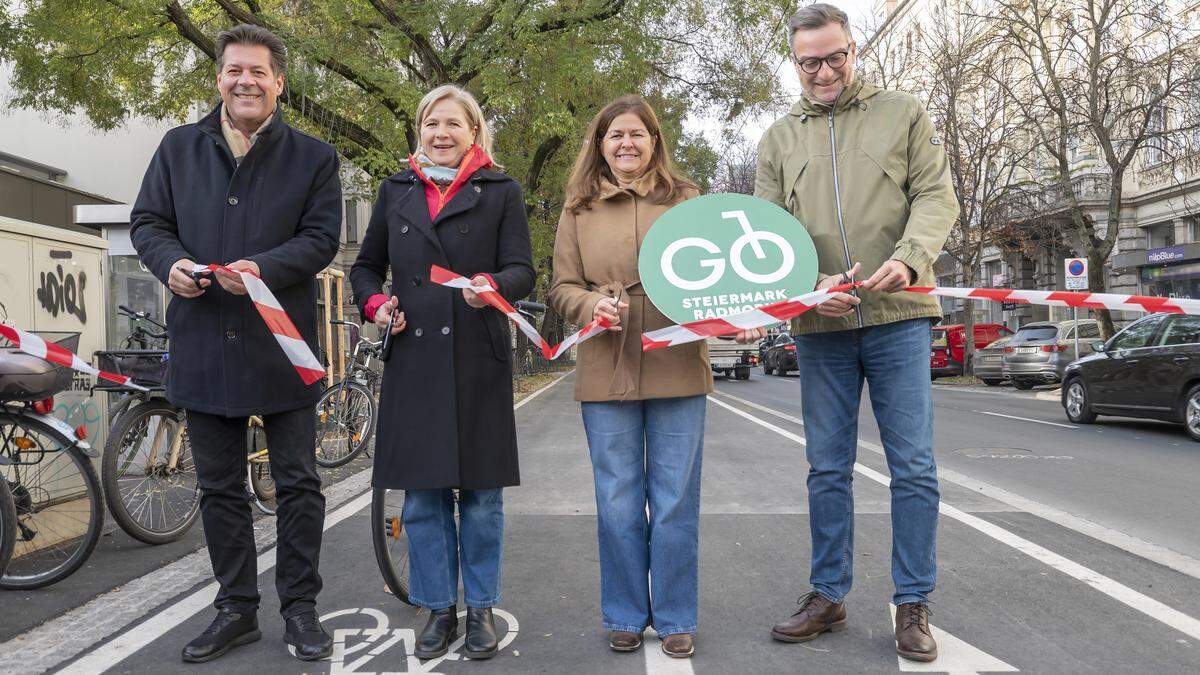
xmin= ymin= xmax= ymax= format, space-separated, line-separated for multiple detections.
xmin=661 ymin=633 xmax=694 ymax=658
xmin=895 ymin=602 xmax=937 ymax=662
xmin=608 ymin=631 xmax=642 ymax=652
xmin=770 ymin=592 xmax=848 ymax=643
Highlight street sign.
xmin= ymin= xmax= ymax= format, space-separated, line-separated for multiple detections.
xmin=638 ymin=194 xmax=819 ymax=324
xmin=1001 ymin=302 xmax=1020 ymax=311
xmin=1065 ymin=257 xmax=1089 ymax=290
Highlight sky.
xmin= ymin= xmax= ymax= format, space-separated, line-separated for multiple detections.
xmin=684 ymin=0 xmax=877 ymax=152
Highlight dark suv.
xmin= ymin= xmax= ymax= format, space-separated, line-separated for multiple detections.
xmin=1061 ymin=313 xmax=1200 ymax=441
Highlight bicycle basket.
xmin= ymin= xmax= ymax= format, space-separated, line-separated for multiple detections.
xmin=93 ymin=350 xmax=169 ymax=390
xmin=0 ymin=332 xmax=80 ymax=402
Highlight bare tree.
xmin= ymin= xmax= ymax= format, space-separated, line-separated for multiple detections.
xmin=987 ymin=0 xmax=1200 ymax=337
xmin=711 ymin=135 xmax=758 ymax=195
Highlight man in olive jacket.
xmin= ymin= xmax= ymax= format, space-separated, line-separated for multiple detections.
xmin=131 ymin=25 xmax=339 ymax=663
xmin=755 ymin=4 xmax=957 ymax=663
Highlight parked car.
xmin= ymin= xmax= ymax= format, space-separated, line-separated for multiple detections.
xmin=972 ymin=334 xmax=1013 ymax=386
xmin=1062 ymin=313 xmax=1200 ymax=441
xmin=930 ymin=323 xmax=1011 ymax=380
xmin=1003 ymin=319 xmax=1103 ymax=389
xmin=762 ymin=333 xmax=798 ymax=376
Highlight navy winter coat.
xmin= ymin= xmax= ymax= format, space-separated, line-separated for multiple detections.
xmin=131 ymin=104 xmax=341 ymax=416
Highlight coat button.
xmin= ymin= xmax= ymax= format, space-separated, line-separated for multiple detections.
xmin=473 ymin=185 xmax=481 ymax=193
xmin=225 ymin=329 xmax=238 ymax=341
xmin=441 ymin=326 xmax=451 ymax=335
xmin=414 ymin=328 xmax=423 ymax=337
xmin=401 ymin=225 xmax=409 ymax=234
xmin=459 ymin=223 xmax=470 ymax=234
xmin=228 ymin=196 xmax=239 ymax=205
xmin=411 ymin=276 xmax=421 ymax=287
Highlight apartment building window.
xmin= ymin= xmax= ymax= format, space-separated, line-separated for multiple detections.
xmin=344 ymin=199 xmax=358 ymax=244
xmin=1148 ymin=222 xmax=1175 ymax=249
xmin=1146 ymin=106 xmax=1167 ymax=166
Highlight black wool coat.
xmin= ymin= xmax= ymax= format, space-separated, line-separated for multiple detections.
xmin=130 ymin=104 xmax=342 ymax=416
xmin=350 ymin=168 xmax=535 ymax=490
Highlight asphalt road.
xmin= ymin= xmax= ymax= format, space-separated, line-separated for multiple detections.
xmin=3 ymin=370 xmax=1198 ymax=674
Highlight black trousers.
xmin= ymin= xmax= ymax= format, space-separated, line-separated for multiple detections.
xmin=185 ymin=405 xmax=325 ymax=618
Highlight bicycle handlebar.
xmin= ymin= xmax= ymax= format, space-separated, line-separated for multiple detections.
xmin=514 ymin=300 xmax=546 ymax=313
xmin=119 ymin=305 xmax=168 ymax=330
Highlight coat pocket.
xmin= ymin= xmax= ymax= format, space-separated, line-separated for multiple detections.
xmin=482 ymin=311 xmax=510 ymax=362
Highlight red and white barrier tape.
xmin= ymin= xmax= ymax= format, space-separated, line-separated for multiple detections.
xmin=0 ymin=323 xmax=149 ymax=392
xmin=193 ymin=264 xmax=325 ymax=385
xmin=905 ymin=286 xmax=1200 ymax=315
xmin=643 ymin=284 xmax=1200 ymax=351
xmin=430 ymin=265 xmax=610 ymax=360
xmin=641 ymin=283 xmax=858 ymax=351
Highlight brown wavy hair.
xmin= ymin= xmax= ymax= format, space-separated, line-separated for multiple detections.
xmin=564 ymin=95 xmax=697 ymax=214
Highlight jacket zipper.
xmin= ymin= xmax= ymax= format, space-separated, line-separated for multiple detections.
xmin=827 ymin=98 xmax=864 ymax=328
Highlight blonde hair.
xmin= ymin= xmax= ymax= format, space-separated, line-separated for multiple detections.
xmin=415 ymin=84 xmax=498 ymax=163
xmin=564 ymin=95 xmax=697 ymax=213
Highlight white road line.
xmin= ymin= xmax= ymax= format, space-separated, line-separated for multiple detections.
xmin=706 ymin=396 xmax=1200 ymax=642
xmin=711 ymin=390 xmax=804 ymax=426
xmin=514 ymin=369 xmax=572 ymax=410
xmin=57 ymin=489 xmax=374 ymax=675
xmin=975 ymin=410 xmax=1078 ymax=429
xmin=709 ymin=394 xmax=1200 ymax=582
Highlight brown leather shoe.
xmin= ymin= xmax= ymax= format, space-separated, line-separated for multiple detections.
xmin=608 ymin=631 xmax=642 ymax=652
xmin=895 ymin=602 xmax=937 ymax=662
xmin=661 ymin=633 xmax=694 ymax=658
xmin=771 ymin=592 xmax=848 ymax=643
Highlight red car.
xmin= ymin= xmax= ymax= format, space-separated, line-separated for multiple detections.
xmin=931 ymin=323 xmax=1012 ymax=380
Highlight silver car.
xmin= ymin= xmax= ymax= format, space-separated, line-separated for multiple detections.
xmin=1002 ymin=320 xmax=1103 ymax=390
xmin=972 ymin=335 xmax=1013 ymax=386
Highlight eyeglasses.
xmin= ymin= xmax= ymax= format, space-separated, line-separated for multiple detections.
xmin=794 ymin=48 xmax=850 ymax=74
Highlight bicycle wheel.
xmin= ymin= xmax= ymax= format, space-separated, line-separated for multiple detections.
xmin=245 ymin=423 xmax=276 ymax=516
xmin=371 ymin=487 xmax=414 ymax=605
xmin=0 ymin=412 xmax=104 ymax=590
xmin=315 ymin=381 xmax=376 ymax=468
xmin=102 ymin=400 xmax=199 ymax=545
xmin=0 ymin=477 xmax=15 ymax=577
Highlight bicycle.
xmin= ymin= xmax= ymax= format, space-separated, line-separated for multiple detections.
xmin=314 ymin=320 xmax=380 ymax=469
xmin=244 ymin=415 xmax=277 ymax=516
xmin=96 ymin=306 xmax=200 ymax=546
xmin=371 ymin=301 xmax=544 ymax=606
xmin=1 ymin=331 xmax=105 ymax=590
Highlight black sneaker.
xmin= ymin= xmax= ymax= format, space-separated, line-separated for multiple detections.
xmin=181 ymin=608 xmax=261 ymax=663
xmin=284 ymin=610 xmax=333 ymax=661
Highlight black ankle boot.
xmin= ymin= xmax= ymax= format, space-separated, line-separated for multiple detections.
xmin=415 ymin=606 xmax=458 ymax=659
xmin=181 ymin=608 xmax=260 ymax=663
xmin=284 ymin=610 xmax=333 ymax=661
xmin=464 ymin=607 xmax=498 ymax=659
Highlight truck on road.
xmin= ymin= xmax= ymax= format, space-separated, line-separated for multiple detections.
xmin=707 ymin=335 xmax=756 ymax=380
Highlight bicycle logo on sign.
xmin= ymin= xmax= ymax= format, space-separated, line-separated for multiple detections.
xmin=660 ymin=210 xmax=795 ymax=291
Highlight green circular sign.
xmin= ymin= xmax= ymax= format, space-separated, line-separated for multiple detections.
xmin=638 ymin=193 xmax=819 ymax=324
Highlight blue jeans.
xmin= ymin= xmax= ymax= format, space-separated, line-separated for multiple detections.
xmin=795 ymin=318 xmax=939 ymax=606
xmin=402 ymin=488 xmax=504 ymax=609
xmin=580 ymin=396 xmax=706 ymax=637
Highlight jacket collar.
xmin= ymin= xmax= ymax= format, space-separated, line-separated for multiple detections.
xmin=597 ymin=172 xmax=657 ymax=202
xmin=790 ymin=79 xmax=879 ymax=117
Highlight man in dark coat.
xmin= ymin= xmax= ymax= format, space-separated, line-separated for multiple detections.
xmin=130 ymin=24 xmax=340 ymax=663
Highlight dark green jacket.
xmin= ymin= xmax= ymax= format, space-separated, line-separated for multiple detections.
xmin=755 ymin=79 xmax=957 ymax=334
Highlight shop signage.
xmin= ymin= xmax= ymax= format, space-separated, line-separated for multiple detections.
xmin=1147 ymin=245 xmax=1186 ymax=264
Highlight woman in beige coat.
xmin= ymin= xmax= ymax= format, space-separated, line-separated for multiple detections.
xmin=549 ymin=95 xmax=762 ymax=659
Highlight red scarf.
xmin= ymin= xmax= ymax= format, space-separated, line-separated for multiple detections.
xmin=408 ymin=145 xmax=494 ymax=221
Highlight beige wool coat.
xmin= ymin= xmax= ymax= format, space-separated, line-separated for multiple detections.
xmin=549 ymin=177 xmax=713 ymax=402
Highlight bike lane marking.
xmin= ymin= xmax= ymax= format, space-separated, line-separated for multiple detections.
xmin=707 ymin=395 xmax=1200 ymax=643
xmin=39 ymin=373 xmax=572 ymax=675
xmin=975 ymin=411 xmax=1078 ymax=429
xmin=709 ymin=389 xmax=1200 ymax=581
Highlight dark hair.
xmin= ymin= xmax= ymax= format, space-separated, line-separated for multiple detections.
xmin=564 ymin=95 xmax=697 ymax=213
xmin=215 ymin=24 xmax=287 ymax=75
xmin=787 ymin=3 xmax=852 ymax=42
